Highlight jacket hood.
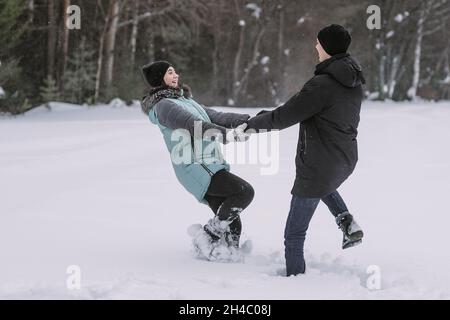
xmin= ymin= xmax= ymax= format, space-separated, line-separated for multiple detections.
xmin=315 ymin=53 xmax=366 ymax=88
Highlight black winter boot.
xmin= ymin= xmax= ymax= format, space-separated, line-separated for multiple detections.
xmin=335 ymin=211 xmax=364 ymax=249
xmin=203 ymin=216 xmax=230 ymax=242
xmin=225 ymin=232 xmax=240 ymax=249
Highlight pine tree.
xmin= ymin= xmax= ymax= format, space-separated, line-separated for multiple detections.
xmin=0 ymin=0 xmax=27 ymax=114
xmin=0 ymin=0 xmax=26 ymax=54
xmin=63 ymin=38 xmax=96 ymax=104
xmin=39 ymin=75 xmax=60 ymax=106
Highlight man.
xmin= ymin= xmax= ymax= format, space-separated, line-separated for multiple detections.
xmin=245 ymin=24 xmax=365 ymax=276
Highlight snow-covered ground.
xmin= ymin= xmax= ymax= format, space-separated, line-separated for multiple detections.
xmin=0 ymin=100 xmax=449 ymax=299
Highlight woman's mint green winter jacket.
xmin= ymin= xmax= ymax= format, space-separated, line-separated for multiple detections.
xmin=143 ymin=92 xmax=249 ymax=204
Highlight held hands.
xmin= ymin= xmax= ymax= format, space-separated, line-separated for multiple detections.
xmin=225 ymin=123 xmax=250 ymax=143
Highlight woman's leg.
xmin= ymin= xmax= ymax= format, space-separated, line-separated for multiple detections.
xmin=205 ymin=169 xmax=254 ymax=222
xmin=204 ymin=194 xmax=243 ymax=238
xmin=204 ymin=170 xmax=254 ymax=245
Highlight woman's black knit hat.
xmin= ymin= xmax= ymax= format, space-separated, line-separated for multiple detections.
xmin=141 ymin=61 xmax=172 ymax=87
xmin=317 ymin=24 xmax=352 ymax=56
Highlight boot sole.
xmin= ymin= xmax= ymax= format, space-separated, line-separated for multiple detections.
xmin=343 ymin=239 xmax=362 ymax=249
xmin=348 ymin=230 xmax=364 ymax=241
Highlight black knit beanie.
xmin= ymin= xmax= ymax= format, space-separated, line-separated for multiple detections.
xmin=141 ymin=61 xmax=172 ymax=87
xmin=317 ymin=24 xmax=351 ymax=56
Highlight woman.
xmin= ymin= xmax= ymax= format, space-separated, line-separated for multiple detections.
xmin=140 ymin=61 xmax=254 ymax=261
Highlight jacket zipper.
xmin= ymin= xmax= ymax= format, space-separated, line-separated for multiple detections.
xmin=200 ymin=162 xmax=214 ymax=177
xmin=191 ymin=135 xmax=214 ymax=177
xmin=304 ymin=128 xmax=307 ymax=155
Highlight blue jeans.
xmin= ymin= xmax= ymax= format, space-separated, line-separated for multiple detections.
xmin=284 ymin=190 xmax=349 ymax=276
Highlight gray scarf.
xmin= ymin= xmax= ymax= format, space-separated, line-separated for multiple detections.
xmin=141 ymin=84 xmax=192 ymax=115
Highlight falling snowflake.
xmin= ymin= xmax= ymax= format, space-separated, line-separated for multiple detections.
xmin=245 ymin=3 xmax=262 ymax=19
xmin=260 ymin=56 xmax=270 ymax=65
xmin=394 ymin=14 xmax=404 ymax=23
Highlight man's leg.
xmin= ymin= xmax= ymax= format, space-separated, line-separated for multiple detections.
xmin=284 ymin=195 xmax=320 ymax=276
xmin=321 ymin=190 xmax=363 ymax=248
xmin=321 ymin=190 xmax=348 ymax=217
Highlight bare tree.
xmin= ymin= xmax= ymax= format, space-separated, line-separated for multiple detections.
xmin=94 ymin=0 xmax=109 ymax=103
xmin=129 ymin=0 xmax=140 ymax=69
xmin=47 ymin=0 xmax=57 ymax=80
xmin=408 ymin=0 xmax=450 ymax=99
xmin=104 ymin=0 xmax=120 ymax=87
xmin=27 ymin=0 xmax=35 ymax=23
xmin=230 ymin=0 xmax=269 ymax=105
xmin=56 ymin=0 xmax=71 ymax=91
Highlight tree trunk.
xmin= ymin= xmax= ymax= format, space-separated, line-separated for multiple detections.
xmin=276 ymin=1 xmax=286 ymax=101
xmin=387 ymin=55 xmax=399 ymax=98
xmin=105 ymin=0 xmax=120 ymax=87
xmin=57 ymin=0 xmax=71 ymax=92
xmin=377 ymin=35 xmax=387 ymax=100
xmin=231 ymin=0 xmax=245 ymax=105
xmin=236 ymin=26 xmax=266 ymax=100
xmin=211 ymin=32 xmax=219 ymax=97
xmin=130 ymin=0 xmax=139 ymax=70
xmin=28 ymin=0 xmax=35 ymax=23
xmin=47 ymin=0 xmax=56 ymax=80
xmin=409 ymin=11 xmax=425 ymax=99
xmin=94 ymin=15 xmax=109 ymax=103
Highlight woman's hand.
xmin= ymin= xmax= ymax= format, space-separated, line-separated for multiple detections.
xmin=225 ymin=123 xmax=250 ymax=143
xmin=231 ymin=114 xmax=251 ymax=128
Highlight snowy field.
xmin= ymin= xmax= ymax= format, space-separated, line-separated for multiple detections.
xmin=1 ymin=100 xmax=449 ymax=299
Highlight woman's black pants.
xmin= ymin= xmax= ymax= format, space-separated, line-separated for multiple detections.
xmin=204 ymin=169 xmax=254 ymax=237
